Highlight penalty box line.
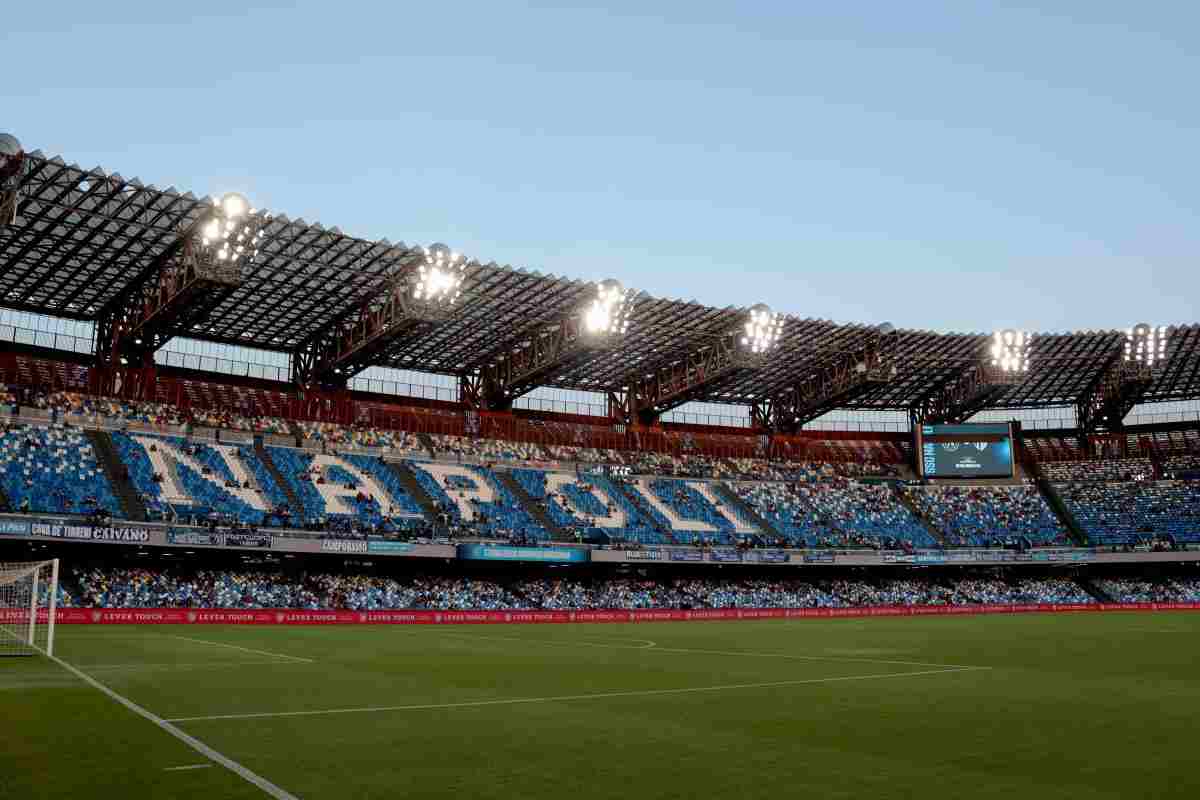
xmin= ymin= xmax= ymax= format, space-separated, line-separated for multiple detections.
xmin=434 ymin=630 xmax=989 ymax=670
xmin=48 ymin=653 xmax=300 ymax=800
xmin=168 ymin=665 xmax=992 ymax=724
xmin=163 ymin=634 xmax=315 ymax=664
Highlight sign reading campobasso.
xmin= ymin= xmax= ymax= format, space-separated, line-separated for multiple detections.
xmin=31 ymin=523 xmax=150 ymax=543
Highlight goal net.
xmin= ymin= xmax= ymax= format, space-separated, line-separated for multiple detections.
xmin=0 ymin=560 xmax=59 ymax=657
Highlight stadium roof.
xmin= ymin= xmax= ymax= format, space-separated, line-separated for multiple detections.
xmin=2 ymin=150 xmax=1199 ymax=411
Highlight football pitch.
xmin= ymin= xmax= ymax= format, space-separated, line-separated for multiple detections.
xmin=4 ymin=613 xmax=1199 ymax=799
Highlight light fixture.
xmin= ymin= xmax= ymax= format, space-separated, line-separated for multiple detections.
xmin=583 ymin=279 xmax=634 ymax=335
xmin=990 ymin=329 xmax=1032 ymax=373
xmin=413 ymin=242 xmax=466 ymax=304
xmin=221 ymin=192 xmax=249 ymax=219
xmin=197 ymin=192 xmax=262 ymax=270
xmin=741 ymin=303 xmax=783 ymax=355
xmin=1125 ymin=323 xmax=1168 ymax=366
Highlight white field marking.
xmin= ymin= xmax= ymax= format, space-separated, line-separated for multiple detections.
xmin=439 ymin=632 xmax=658 ymax=651
xmin=164 ymin=764 xmax=214 ymax=772
xmin=164 ymin=635 xmax=314 ymax=664
xmin=434 ymin=631 xmax=983 ymax=669
xmin=168 ymin=665 xmax=990 ymax=723
xmin=48 ymin=654 xmax=300 ymax=800
xmin=80 ymin=659 xmax=312 ymax=672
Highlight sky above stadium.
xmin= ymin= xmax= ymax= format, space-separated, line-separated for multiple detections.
xmin=5 ymin=2 xmax=1198 ymax=334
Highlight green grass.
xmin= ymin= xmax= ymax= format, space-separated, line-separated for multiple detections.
xmin=4 ymin=613 xmax=1200 ymax=799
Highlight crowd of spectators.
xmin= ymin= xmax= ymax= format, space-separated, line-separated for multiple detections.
xmin=20 ymin=390 xmax=292 ymax=435
xmin=735 ymin=480 xmax=934 ymax=549
xmin=1096 ymin=576 xmax=1200 ymax=603
xmin=907 ymin=485 xmax=1070 ymax=547
xmin=1059 ymin=480 xmax=1200 ymax=546
xmin=1043 ymin=458 xmax=1155 ymax=483
xmin=299 ymin=421 xmax=425 ymax=454
xmin=61 ymin=566 xmax=1123 ymax=610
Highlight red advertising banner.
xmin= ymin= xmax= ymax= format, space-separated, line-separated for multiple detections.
xmin=47 ymin=603 xmax=1200 ymax=626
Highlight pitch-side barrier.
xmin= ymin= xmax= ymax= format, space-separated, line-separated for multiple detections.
xmin=24 ymin=602 xmax=1200 ymax=626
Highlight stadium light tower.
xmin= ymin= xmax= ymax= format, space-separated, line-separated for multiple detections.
xmin=413 ymin=242 xmax=466 ymax=307
xmin=1077 ymin=323 xmax=1171 ymax=438
xmin=467 ymin=278 xmax=637 ymax=411
xmin=739 ymin=303 xmax=785 ymax=359
xmin=292 ymin=242 xmax=467 ymax=389
xmin=988 ymin=329 xmax=1032 ymax=379
xmin=93 ymin=189 xmax=266 ymax=397
xmin=615 ymin=302 xmax=786 ymax=426
xmin=1125 ymin=323 xmax=1169 ymax=369
xmin=584 ymin=279 xmax=635 ymax=338
xmin=0 ymin=132 xmax=25 ymax=229
xmin=907 ymin=327 xmax=1034 ymax=428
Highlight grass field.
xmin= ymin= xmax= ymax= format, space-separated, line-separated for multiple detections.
xmin=4 ymin=613 xmax=1200 ymax=799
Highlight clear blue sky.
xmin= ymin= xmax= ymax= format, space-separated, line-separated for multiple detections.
xmin=5 ymin=1 xmax=1197 ymax=333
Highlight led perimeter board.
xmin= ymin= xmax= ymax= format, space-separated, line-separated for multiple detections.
xmin=916 ymin=423 xmax=1015 ymax=479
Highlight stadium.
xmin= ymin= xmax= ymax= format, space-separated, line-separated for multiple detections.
xmin=3 ymin=18 xmax=1200 ymax=796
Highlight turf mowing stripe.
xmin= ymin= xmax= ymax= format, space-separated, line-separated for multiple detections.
xmin=435 ymin=631 xmax=987 ymax=669
xmin=163 ymin=634 xmax=315 ymax=663
xmin=167 ymin=665 xmax=991 ymax=723
xmin=164 ymin=764 xmax=214 ymax=771
xmin=48 ymin=654 xmax=302 ymax=800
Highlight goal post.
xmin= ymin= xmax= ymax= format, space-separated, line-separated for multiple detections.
xmin=0 ymin=559 xmax=59 ymax=657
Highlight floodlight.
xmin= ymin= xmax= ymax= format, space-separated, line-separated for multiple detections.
xmin=195 ymin=192 xmax=263 ymax=271
xmin=221 ymin=192 xmax=249 ymax=219
xmin=1125 ymin=322 xmax=1168 ymax=366
xmin=741 ymin=303 xmax=782 ymax=355
xmin=413 ymin=242 xmax=466 ymax=304
xmin=990 ymin=328 xmax=1031 ymax=373
xmin=583 ymin=279 xmax=634 ymax=336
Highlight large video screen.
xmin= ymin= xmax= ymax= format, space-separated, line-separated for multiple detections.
xmin=917 ymin=423 xmax=1014 ymax=479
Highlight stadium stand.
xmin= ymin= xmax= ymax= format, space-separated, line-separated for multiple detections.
xmin=0 ymin=422 xmax=122 ymax=517
xmin=1058 ymin=480 xmax=1200 ymax=546
xmin=298 ymin=421 xmax=425 ymax=454
xmin=57 ymin=565 xmax=1120 ymax=611
xmin=408 ymin=462 xmax=548 ymax=541
xmin=1042 ymin=458 xmax=1154 ymax=483
xmin=906 ymin=485 xmax=1070 ymax=547
xmin=111 ymin=433 xmax=283 ymax=524
xmin=1097 ymin=576 xmax=1200 ymax=603
xmin=734 ymin=480 xmax=934 ymax=548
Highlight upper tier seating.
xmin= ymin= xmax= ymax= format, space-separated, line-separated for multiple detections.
xmin=298 ymin=421 xmax=425 ymax=454
xmin=430 ymin=434 xmax=542 ymax=462
xmin=907 ymin=485 xmax=1069 ymax=547
xmin=40 ymin=392 xmax=186 ymax=426
xmin=112 ymin=433 xmax=285 ymax=524
xmin=734 ymin=481 xmax=935 ymax=548
xmin=409 ymin=462 xmax=547 ymax=541
xmin=267 ymin=448 xmax=426 ymax=533
xmin=1058 ymin=480 xmax=1200 ymax=546
xmin=1043 ymin=458 xmax=1153 ymax=483
xmin=0 ymin=423 xmax=122 ymax=516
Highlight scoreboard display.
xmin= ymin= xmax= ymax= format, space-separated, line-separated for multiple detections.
xmin=916 ymin=423 xmax=1015 ymax=479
